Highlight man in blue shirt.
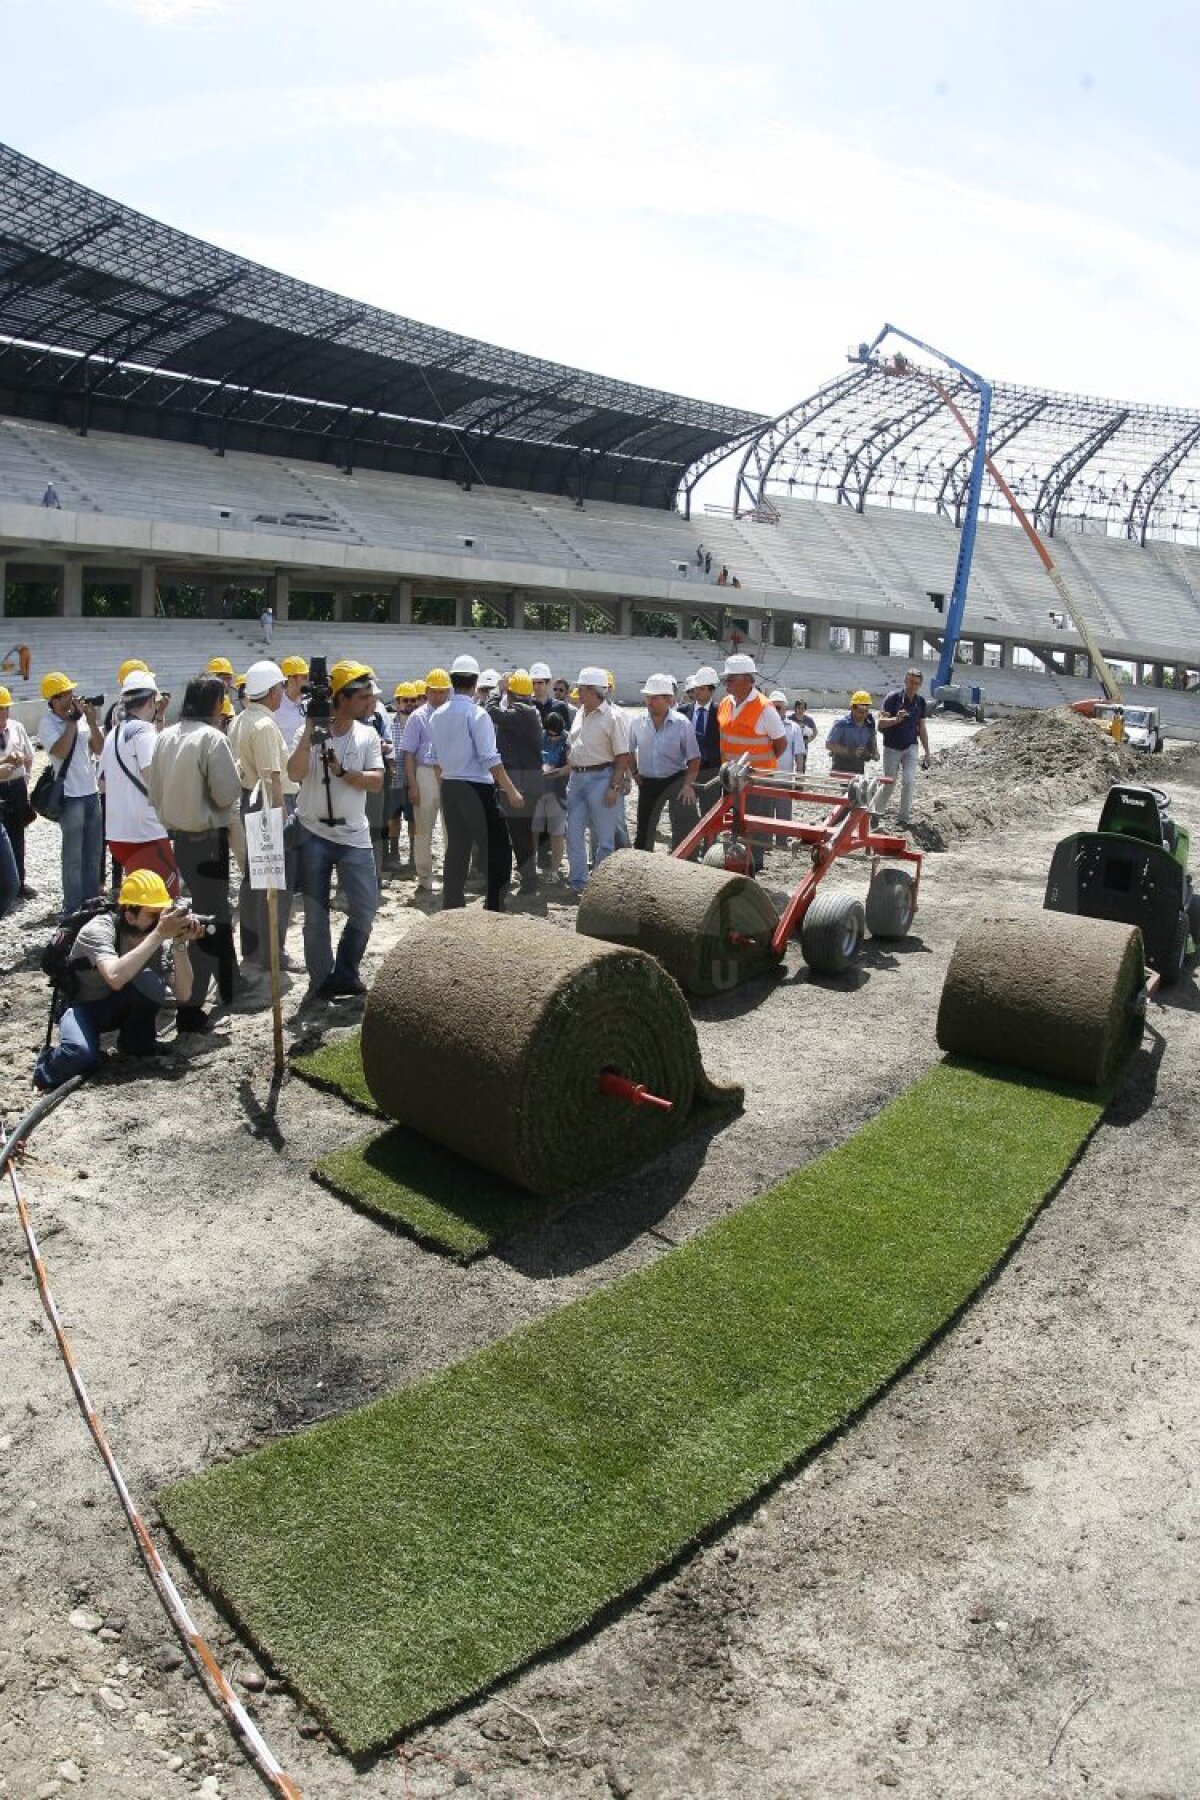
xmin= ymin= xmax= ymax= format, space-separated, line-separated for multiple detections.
xmin=630 ymin=675 xmax=701 ymax=851
xmin=429 ymin=654 xmax=524 ymax=911
xmin=826 ymin=690 xmax=879 ymax=777
xmin=877 ymin=668 xmax=931 ymax=828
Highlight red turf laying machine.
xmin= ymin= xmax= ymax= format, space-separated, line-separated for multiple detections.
xmin=577 ymin=755 xmax=924 ymax=991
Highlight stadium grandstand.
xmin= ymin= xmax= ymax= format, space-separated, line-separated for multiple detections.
xmin=0 ymin=141 xmax=1196 ymax=734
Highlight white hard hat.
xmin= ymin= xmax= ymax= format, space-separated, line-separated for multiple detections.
xmin=243 ymin=659 xmax=285 ymax=699
xmin=641 ymin=673 xmax=675 ymax=697
xmin=451 ymin=654 xmax=480 ymax=676
xmin=769 ymin=689 xmax=788 ymax=706
xmin=684 ymin=675 xmax=697 ymax=692
xmin=723 ymin=653 xmax=757 ymax=677
xmin=577 ymin=665 xmax=610 ymax=690
xmin=529 ymin=661 xmax=553 ymax=681
xmin=120 ymin=669 xmax=159 ymax=696
xmin=479 ymin=668 xmax=500 ymax=687
xmin=693 ymin=665 xmax=720 ymax=687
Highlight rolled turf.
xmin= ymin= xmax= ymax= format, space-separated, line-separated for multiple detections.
xmin=158 ymin=1059 xmax=1108 ymax=1753
xmin=576 ymin=850 xmax=782 ymax=996
xmin=295 ymin=1028 xmax=739 ymax=1258
xmin=361 ymin=911 xmax=742 ymax=1195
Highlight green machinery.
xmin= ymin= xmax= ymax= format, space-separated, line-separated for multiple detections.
xmin=1045 ymin=783 xmax=1200 ymax=983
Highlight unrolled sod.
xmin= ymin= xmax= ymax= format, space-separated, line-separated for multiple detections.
xmin=576 ymin=851 xmax=782 ymax=997
xmin=936 ymin=907 xmax=1145 ymax=1087
xmin=361 ymin=912 xmax=742 ymax=1194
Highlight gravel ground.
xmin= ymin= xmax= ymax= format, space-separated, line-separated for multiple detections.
xmin=1 ymin=711 xmax=1198 ymax=1799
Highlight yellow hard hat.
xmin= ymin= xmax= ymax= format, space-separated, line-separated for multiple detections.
xmin=330 ymin=659 xmax=373 ymax=696
xmin=117 ymin=868 xmax=172 ymax=910
xmin=40 ymin=670 xmax=77 ymax=701
xmin=507 ymin=668 xmax=534 ymax=697
xmin=221 ymin=695 xmax=235 ymax=717
xmin=570 ymin=686 xmax=581 ymax=703
xmin=850 ymin=690 xmax=872 ymax=707
xmin=605 ymin=670 xmax=616 ymax=690
xmin=412 ymin=679 xmax=427 ymax=696
xmin=424 ymin=667 xmax=451 ymax=691
xmin=206 ymin=656 xmax=234 ymax=677
xmin=394 ymin=681 xmax=418 ymax=700
xmin=280 ymin=655 xmax=309 ymax=677
xmin=117 ymin=658 xmax=150 ymax=684
xmin=0 ymin=687 xmax=12 ymax=707
xmin=235 ymin=672 xmax=248 ymax=689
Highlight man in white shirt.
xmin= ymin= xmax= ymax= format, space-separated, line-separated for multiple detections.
xmin=98 ymin=669 xmax=177 ymax=894
xmin=0 ymin=683 xmax=36 ymax=898
xmin=287 ymin=659 xmax=385 ymax=1002
xmin=38 ymin=670 xmax=105 ymax=915
xmin=564 ymin=665 xmax=633 ymax=896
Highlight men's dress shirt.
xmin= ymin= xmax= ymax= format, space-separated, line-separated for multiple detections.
xmin=228 ymin=701 xmax=297 ymax=796
xmin=400 ymin=702 xmax=439 ymax=767
xmin=429 ymin=693 xmax=502 ymax=784
xmin=630 ymin=709 xmax=700 ymax=779
xmin=566 ymin=701 xmax=632 ymax=769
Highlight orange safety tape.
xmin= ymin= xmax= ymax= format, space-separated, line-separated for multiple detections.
xmin=1 ymin=1108 xmax=303 ymax=1800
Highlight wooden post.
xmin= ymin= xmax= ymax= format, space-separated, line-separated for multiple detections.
xmin=266 ymin=886 xmax=284 ymax=1072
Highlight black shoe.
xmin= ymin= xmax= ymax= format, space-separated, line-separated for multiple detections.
xmin=176 ymin=1006 xmax=213 ymax=1034
xmin=316 ymin=976 xmax=368 ymax=1001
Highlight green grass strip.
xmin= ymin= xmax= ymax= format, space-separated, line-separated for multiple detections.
xmin=159 ymin=1060 xmax=1106 ymax=1753
xmin=291 ymin=1031 xmax=378 ymax=1115
xmin=314 ymin=1127 xmax=551 ymax=1261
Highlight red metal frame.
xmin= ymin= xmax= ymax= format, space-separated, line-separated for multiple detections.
xmin=672 ymin=772 xmax=923 ymax=960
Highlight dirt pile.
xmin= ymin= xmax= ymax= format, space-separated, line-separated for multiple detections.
xmin=911 ymin=707 xmax=1150 ymax=850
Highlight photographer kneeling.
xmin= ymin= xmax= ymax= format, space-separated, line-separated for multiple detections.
xmin=34 ymin=870 xmax=207 ymax=1092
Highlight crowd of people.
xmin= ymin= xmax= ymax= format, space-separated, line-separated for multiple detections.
xmin=5 ymin=645 xmax=930 ymax=1090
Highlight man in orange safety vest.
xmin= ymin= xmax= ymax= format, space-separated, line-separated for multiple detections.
xmin=717 ymin=653 xmax=787 ymax=870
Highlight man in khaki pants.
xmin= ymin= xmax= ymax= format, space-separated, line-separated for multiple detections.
xmin=402 ymin=667 xmax=451 ymax=893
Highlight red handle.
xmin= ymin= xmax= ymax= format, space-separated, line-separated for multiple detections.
xmin=598 ymin=1071 xmax=674 ymax=1112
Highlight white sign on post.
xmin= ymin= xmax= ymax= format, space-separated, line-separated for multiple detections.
xmin=246 ymin=806 xmax=286 ymax=890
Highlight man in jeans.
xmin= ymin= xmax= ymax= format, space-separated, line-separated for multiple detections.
xmin=38 ymin=671 xmax=105 ymax=915
xmin=564 ymin=665 xmax=633 ymax=896
xmin=287 ymin=660 xmax=384 ymax=1002
xmin=876 ymin=668 xmax=931 ymax=829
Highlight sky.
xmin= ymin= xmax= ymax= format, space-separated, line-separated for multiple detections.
xmin=4 ymin=0 xmax=1200 ymax=461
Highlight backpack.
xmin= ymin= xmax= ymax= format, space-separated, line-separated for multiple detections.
xmin=40 ymin=896 xmax=115 ymax=1000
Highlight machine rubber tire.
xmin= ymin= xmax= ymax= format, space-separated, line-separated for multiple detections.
xmin=1187 ymin=889 xmax=1200 ymax=954
xmin=864 ymin=868 xmax=916 ymax=940
xmin=801 ymin=891 xmax=865 ymax=975
xmin=1159 ymin=909 xmax=1189 ymax=986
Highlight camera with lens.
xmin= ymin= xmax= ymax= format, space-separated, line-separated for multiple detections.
xmin=305 ymin=654 xmax=333 ymax=734
xmin=170 ymin=901 xmax=217 ymax=936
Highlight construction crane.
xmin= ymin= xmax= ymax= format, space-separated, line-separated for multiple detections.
xmin=849 ymin=325 xmax=1124 ymax=712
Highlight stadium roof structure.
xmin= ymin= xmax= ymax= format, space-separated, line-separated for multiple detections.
xmin=730 ymin=360 xmax=1200 ymax=546
xmin=0 ymin=143 xmax=765 ymax=510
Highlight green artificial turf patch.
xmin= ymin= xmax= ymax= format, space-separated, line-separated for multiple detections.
xmin=291 ymin=1031 xmax=378 ymax=1115
xmin=313 ymin=1127 xmax=551 ymax=1262
xmin=160 ymin=1059 xmax=1108 ymax=1753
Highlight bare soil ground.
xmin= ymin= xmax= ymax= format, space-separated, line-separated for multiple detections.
xmin=2 ymin=710 xmax=1198 ymax=1799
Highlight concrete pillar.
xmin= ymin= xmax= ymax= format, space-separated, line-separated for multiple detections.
xmin=272 ymin=570 xmax=290 ymax=623
xmin=618 ymin=599 xmax=634 ymax=635
xmin=1151 ymin=663 xmax=1164 ymax=688
xmin=998 ymin=640 xmax=1011 ymax=669
xmin=388 ymin=579 xmax=413 ymax=625
xmin=568 ymin=599 xmax=583 ymax=633
xmin=62 ymin=562 xmax=83 ymax=617
xmin=136 ymin=564 xmax=157 ymax=619
xmin=333 ymin=589 xmax=349 ymax=623
xmin=807 ymin=616 xmax=831 ymax=653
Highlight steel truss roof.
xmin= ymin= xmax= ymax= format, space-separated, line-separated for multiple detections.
xmin=734 ymin=361 xmax=1200 ymax=545
xmin=0 ymin=143 xmax=764 ymax=509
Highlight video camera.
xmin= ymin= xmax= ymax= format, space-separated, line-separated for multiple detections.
xmin=305 ymin=655 xmax=333 ymax=733
xmin=70 ymin=694 xmax=104 ymax=717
